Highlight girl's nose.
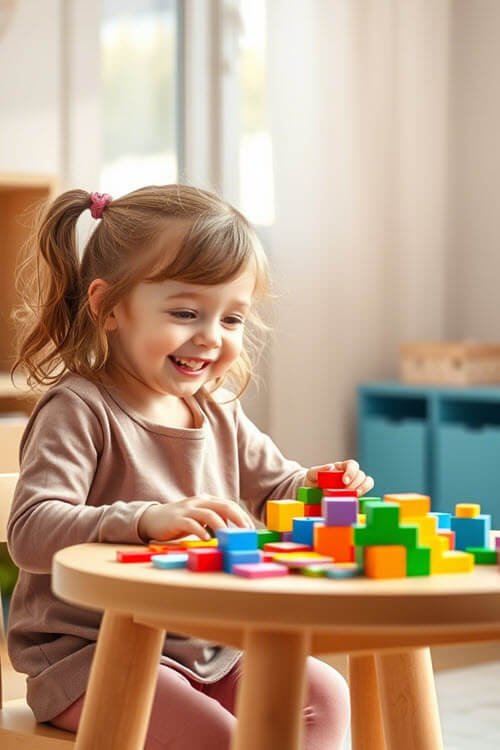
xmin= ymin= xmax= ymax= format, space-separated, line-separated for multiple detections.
xmin=192 ymin=323 xmax=222 ymax=349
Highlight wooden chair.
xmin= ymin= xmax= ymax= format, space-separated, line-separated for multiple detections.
xmin=0 ymin=472 xmax=75 ymax=748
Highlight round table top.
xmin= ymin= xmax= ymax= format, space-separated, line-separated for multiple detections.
xmin=52 ymin=543 xmax=500 ymax=635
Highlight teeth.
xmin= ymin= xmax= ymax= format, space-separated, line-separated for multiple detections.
xmin=174 ymin=358 xmax=205 ymax=370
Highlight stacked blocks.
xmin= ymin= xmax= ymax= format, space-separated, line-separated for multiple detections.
xmin=118 ymin=477 xmax=498 ymax=581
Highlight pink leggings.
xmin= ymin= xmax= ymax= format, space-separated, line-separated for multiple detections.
xmin=50 ymin=656 xmax=350 ymax=749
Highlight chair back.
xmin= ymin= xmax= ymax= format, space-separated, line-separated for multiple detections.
xmin=0 ymin=474 xmax=19 ymax=545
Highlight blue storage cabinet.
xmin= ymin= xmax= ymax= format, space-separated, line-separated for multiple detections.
xmin=358 ymin=383 xmax=500 ymax=527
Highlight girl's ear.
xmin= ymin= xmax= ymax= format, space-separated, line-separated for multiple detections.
xmin=88 ymin=279 xmax=117 ymax=331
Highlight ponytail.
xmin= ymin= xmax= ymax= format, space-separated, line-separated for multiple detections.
xmin=12 ymin=190 xmax=91 ymax=387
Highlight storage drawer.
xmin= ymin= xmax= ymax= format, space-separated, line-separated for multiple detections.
xmin=360 ymin=416 xmax=429 ymax=497
xmin=436 ymin=423 xmax=500 ymax=526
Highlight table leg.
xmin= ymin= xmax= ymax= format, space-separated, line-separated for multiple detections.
xmin=348 ymin=653 xmax=386 ymax=750
xmin=375 ymin=647 xmax=443 ymax=750
xmin=232 ymin=629 xmax=309 ymax=750
xmin=75 ymin=610 xmax=165 ymax=750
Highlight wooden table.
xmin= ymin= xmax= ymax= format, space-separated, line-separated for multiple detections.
xmin=52 ymin=543 xmax=500 ymax=750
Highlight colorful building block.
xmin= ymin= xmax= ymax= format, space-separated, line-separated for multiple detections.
xmin=322 ymin=497 xmax=358 ymax=527
xmin=317 ymin=470 xmax=345 ymax=490
xmin=281 ymin=531 xmax=294 ymax=542
xmin=266 ymin=500 xmax=304 ymax=532
xmin=223 ymin=549 xmax=261 ymax=574
xmin=429 ymin=512 xmax=452 ymax=530
xmin=358 ymin=496 xmax=382 ymax=514
xmin=364 ymin=545 xmax=407 ymax=579
xmin=364 ymin=501 xmax=400 ymax=530
xmin=437 ymin=529 xmax=455 ymax=550
xmin=455 ymin=503 xmax=481 ymax=518
xmin=152 ymin=553 xmax=188 ymax=569
xmin=271 ymin=552 xmax=334 ymax=568
xmin=215 ymin=528 xmax=258 ymax=551
xmin=117 ymin=550 xmax=154 ymax=563
xmin=384 ymin=493 xmax=431 ymax=518
xmin=184 ymin=538 xmax=219 ymax=548
xmin=263 ymin=541 xmax=312 ymax=553
xmin=256 ymin=529 xmax=281 ymax=549
xmin=323 ymin=489 xmax=358 ymax=498
xmin=314 ymin=525 xmax=354 ymax=562
xmin=232 ymin=562 xmax=288 ymax=578
xmin=304 ymin=504 xmax=324 ymax=517
xmin=357 ymin=514 xmax=366 ymax=525
xmin=325 ymin=562 xmax=363 ymax=579
xmin=431 ymin=550 xmax=474 ymax=574
xmin=300 ymin=565 xmax=332 ymax=577
xmin=296 ymin=486 xmax=323 ymax=505
xmin=293 ymin=517 xmax=325 ymax=546
xmin=406 ymin=546 xmax=431 ymax=576
xmin=187 ymin=548 xmax=224 ymax=572
xmin=353 ymin=522 xmax=419 ymax=549
xmin=450 ymin=515 xmax=491 ymax=551
xmin=405 ymin=515 xmax=438 ymax=545
xmin=465 ymin=547 xmax=498 ymax=564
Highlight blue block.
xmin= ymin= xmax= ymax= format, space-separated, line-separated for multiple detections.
xmin=152 ymin=553 xmax=188 ymax=569
xmin=224 ymin=549 xmax=261 ymax=574
xmin=215 ymin=528 xmax=258 ymax=551
xmin=450 ymin=514 xmax=491 ymax=551
xmin=292 ymin=517 xmax=325 ymax=546
xmin=429 ymin=512 xmax=451 ymax=530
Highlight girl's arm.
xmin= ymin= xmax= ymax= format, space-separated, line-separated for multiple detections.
xmin=7 ymin=389 xmax=158 ymax=574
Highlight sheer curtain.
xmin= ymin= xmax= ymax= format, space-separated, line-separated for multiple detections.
xmin=266 ymin=0 xmax=451 ymax=464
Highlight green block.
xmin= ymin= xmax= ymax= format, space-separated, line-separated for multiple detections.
xmin=359 ymin=496 xmax=382 ymax=514
xmin=406 ymin=546 xmax=431 ymax=576
xmin=300 ymin=565 xmax=330 ymax=577
xmin=465 ymin=547 xmax=498 ymax=564
xmin=256 ymin=529 xmax=281 ymax=549
xmin=296 ymin=486 xmax=323 ymax=505
xmin=354 ymin=523 xmax=419 ymax=549
xmin=365 ymin=501 xmax=400 ymax=530
xmin=355 ymin=545 xmax=365 ymax=568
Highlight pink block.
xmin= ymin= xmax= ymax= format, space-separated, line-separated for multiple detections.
xmin=263 ymin=541 xmax=312 ymax=553
xmin=232 ymin=563 xmax=289 ymax=578
xmin=495 ymin=537 xmax=500 ymax=550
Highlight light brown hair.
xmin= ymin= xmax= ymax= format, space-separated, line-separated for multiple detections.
xmin=12 ymin=184 xmax=272 ymax=400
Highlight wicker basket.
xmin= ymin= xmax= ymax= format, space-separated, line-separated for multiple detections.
xmin=400 ymin=342 xmax=500 ymax=385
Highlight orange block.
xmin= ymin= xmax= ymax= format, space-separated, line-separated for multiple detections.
xmin=455 ymin=503 xmax=480 ymax=518
xmin=384 ymin=493 xmax=431 ymax=518
xmin=364 ymin=545 xmax=407 ymax=579
xmin=314 ymin=525 xmax=354 ymax=562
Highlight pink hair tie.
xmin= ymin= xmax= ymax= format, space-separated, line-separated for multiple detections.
xmin=89 ymin=191 xmax=112 ymax=219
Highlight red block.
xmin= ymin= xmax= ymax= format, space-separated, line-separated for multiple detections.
xmin=117 ymin=550 xmax=154 ymax=563
xmin=263 ymin=541 xmax=312 ymax=553
xmin=317 ymin=470 xmax=345 ymax=490
xmin=187 ymin=548 xmax=224 ymax=572
xmin=304 ymin=504 xmax=324 ymax=517
xmin=323 ymin=489 xmax=357 ymax=498
xmin=262 ymin=552 xmax=276 ymax=563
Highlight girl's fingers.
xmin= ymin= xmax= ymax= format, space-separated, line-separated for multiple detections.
xmin=190 ymin=508 xmax=228 ymax=533
xmin=201 ymin=498 xmax=255 ymax=529
xmin=357 ymin=476 xmax=375 ymax=496
xmin=177 ymin=518 xmax=211 ymax=541
xmin=346 ymin=471 xmax=366 ymax=492
xmin=335 ymin=459 xmax=359 ymax=484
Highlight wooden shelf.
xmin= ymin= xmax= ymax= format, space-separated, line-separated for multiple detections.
xmin=0 ymin=173 xmax=58 ymax=413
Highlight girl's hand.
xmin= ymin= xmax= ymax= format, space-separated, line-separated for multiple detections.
xmin=138 ymin=495 xmax=255 ymax=542
xmin=305 ymin=460 xmax=374 ymax=496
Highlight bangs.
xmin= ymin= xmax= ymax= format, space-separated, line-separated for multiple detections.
xmin=146 ymin=212 xmax=256 ymax=286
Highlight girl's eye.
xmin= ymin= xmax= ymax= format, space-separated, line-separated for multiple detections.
xmin=169 ymin=310 xmax=196 ymax=319
xmin=224 ymin=316 xmax=245 ymax=326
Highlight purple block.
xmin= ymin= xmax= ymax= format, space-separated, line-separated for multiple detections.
xmin=281 ymin=531 xmax=294 ymax=542
xmin=495 ymin=536 xmax=500 ymax=550
xmin=322 ymin=497 xmax=358 ymax=527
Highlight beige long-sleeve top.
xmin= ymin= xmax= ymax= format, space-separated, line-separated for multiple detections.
xmin=7 ymin=373 xmax=307 ymax=723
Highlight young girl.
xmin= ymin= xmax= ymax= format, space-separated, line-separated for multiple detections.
xmin=7 ymin=184 xmax=374 ymax=750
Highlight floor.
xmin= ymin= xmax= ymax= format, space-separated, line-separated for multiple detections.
xmin=2 ymin=640 xmax=499 ymax=747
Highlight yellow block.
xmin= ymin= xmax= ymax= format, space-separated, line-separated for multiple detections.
xmin=357 ymin=513 xmax=366 ymax=525
xmin=184 ymin=538 xmax=219 ymax=548
xmin=431 ymin=550 xmax=474 ymax=574
xmin=364 ymin=545 xmax=407 ymax=579
xmin=266 ymin=499 xmax=304 ymax=532
xmin=404 ymin=515 xmax=438 ymax=544
xmin=273 ymin=552 xmax=331 ymax=562
xmin=384 ymin=493 xmax=431 ymax=518
xmin=455 ymin=503 xmax=481 ymax=518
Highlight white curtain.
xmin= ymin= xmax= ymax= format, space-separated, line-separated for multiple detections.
xmin=266 ymin=0 xmax=451 ymax=465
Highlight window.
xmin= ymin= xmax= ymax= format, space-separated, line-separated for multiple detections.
xmin=100 ymin=0 xmax=181 ymax=195
xmin=238 ymin=0 xmax=274 ymax=226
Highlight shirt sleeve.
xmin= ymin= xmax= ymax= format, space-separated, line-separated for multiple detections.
xmin=235 ymin=398 xmax=307 ymax=523
xmin=7 ymin=387 xmax=157 ymax=574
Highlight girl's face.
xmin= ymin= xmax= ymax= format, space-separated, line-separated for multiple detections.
xmin=105 ymin=269 xmax=255 ymax=400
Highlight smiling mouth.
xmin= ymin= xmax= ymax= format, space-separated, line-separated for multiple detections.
xmin=168 ymin=356 xmax=211 ymax=372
